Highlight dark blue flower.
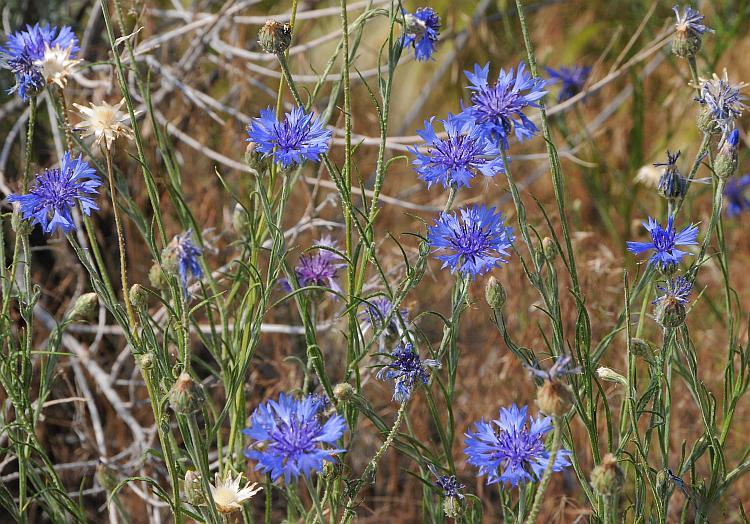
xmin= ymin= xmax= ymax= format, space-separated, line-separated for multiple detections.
xmin=247 ymin=106 xmax=332 ymax=168
xmin=165 ymin=230 xmax=203 ymax=293
xmin=243 ymin=393 xmax=346 ymax=482
xmin=359 ymin=296 xmax=408 ymax=337
xmin=464 ymin=403 xmax=572 ymax=486
xmin=401 ymin=7 xmax=440 ymax=61
xmin=427 ymin=464 xmax=465 ymax=500
xmin=1 ymin=23 xmax=78 ymax=100
xmin=7 ymin=152 xmax=99 ymax=235
xmin=409 ymin=114 xmax=505 ymax=189
xmin=673 ymin=6 xmax=713 ymax=36
xmin=626 ymin=217 xmax=698 ymax=270
xmin=461 ymin=62 xmax=548 ymax=149
xmin=544 ymin=65 xmax=590 ymax=102
xmin=654 ymin=276 xmax=692 ymax=307
xmin=376 ymin=343 xmax=440 ymax=403
xmin=724 ymin=174 xmax=750 ymax=216
xmin=697 ymin=72 xmax=746 ymax=134
xmin=290 ymin=236 xmax=345 ymax=294
xmin=655 ymin=150 xmax=687 ymax=200
xmin=427 ymin=205 xmax=514 ymax=278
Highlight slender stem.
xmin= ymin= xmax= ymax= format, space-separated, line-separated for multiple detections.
xmin=524 ymin=418 xmax=562 ymax=524
xmin=304 ymin=475 xmax=326 ymax=524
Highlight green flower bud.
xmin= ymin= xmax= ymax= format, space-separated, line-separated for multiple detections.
xmin=484 ymin=276 xmax=506 ymax=310
xmin=696 ymin=106 xmax=718 ymax=134
xmin=148 ymin=263 xmax=167 ymax=290
xmin=629 ymin=338 xmax=653 ymax=359
xmin=714 ymin=129 xmax=739 ymax=179
xmin=184 ymin=470 xmax=206 ymax=507
xmin=542 ymin=237 xmax=557 ymax=261
xmin=129 ymin=284 xmax=148 ymax=310
xmin=536 ymin=379 xmax=574 ymax=418
xmin=69 ymin=293 xmax=98 ymax=322
xmin=244 ymin=142 xmax=265 ymax=172
xmin=596 ymin=367 xmax=628 ymax=386
xmin=168 ymin=373 xmax=205 ymax=415
xmin=590 ymin=454 xmax=625 ymax=497
xmin=258 ymin=20 xmax=292 ymax=54
xmin=11 ymin=209 xmax=33 ymax=235
xmin=137 ymin=352 xmax=154 ymax=371
xmin=333 ymin=382 xmax=354 ymax=403
xmin=443 ymin=496 xmax=461 ymax=519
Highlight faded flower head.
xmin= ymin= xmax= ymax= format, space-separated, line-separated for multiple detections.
xmin=655 ymin=150 xmax=686 ymax=200
xmin=209 ymin=472 xmax=262 ymax=514
xmin=427 ymin=464 xmax=465 ymax=500
xmin=33 ymin=44 xmax=80 ymax=88
xmin=7 ymin=152 xmax=100 ymax=235
xmin=243 ymin=393 xmax=346 ymax=482
xmin=74 ymin=99 xmax=134 ymax=150
xmin=461 ymin=62 xmax=548 ymax=149
xmin=672 ymin=6 xmax=713 ymax=58
xmin=247 ymin=106 xmax=332 ymax=169
xmin=427 ymin=204 xmax=514 ymax=278
xmin=376 ymin=343 xmax=440 ymax=403
xmin=696 ymin=71 xmax=746 ymax=135
xmin=401 ymin=7 xmax=441 ymax=61
xmin=290 ymin=236 xmax=345 ymax=295
xmin=464 ymin=403 xmax=572 ymax=486
xmin=527 ymin=355 xmax=581 ymax=382
xmin=654 ymin=275 xmax=692 ymax=327
xmin=626 ymin=216 xmax=699 ymax=271
xmin=163 ymin=230 xmax=203 ymax=294
xmin=409 ymin=113 xmax=505 ymax=189
xmin=724 ymin=174 xmax=750 ymax=216
xmin=0 ymin=23 xmax=78 ymax=100
xmin=544 ymin=65 xmax=591 ymax=102
xmin=359 ymin=296 xmax=408 ymax=337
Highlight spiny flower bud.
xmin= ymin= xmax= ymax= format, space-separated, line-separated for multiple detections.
xmin=596 ymin=367 xmax=628 ymax=386
xmin=168 ymin=373 xmax=205 ymax=415
xmin=244 ymin=141 xmax=265 ymax=172
xmin=184 ymin=470 xmax=206 ymax=506
xmin=137 ymin=352 xmax=154 ymax=371
xmin=96 ymin=464 xmax=119 ymax=491
xmin=715 ymin=129 xmax=740 ymax=179
xmin=590 ymin=453 xmax=625 ymax=497
xmin=484 ymin=276 xmax=506 ymax=310
xmin=148 ymin=263 xmax=167 ymax=290
xmin=630 ymin=338 xmax=653 ymax=359
xmin=655 ymin=295 xmax=687 ymax=328
xmin=333 ymin=382 xmax=354 ymax=403
xmin=258 ymin=20 xmax=292 ymax=54
xmin=69 ymin=292 xmax=98 ymax=322
xmin=129 ymin=284 xmax=148 ymax=309
xmin=536 ymin=379 xmax=574 ymax=417
xmin=443 ymin=496 xmax=461 ymax=519
xmin=542 ymin=237 xmax=557 ymax=261
xmin=232 ymin=203 xmax=253 ymax=238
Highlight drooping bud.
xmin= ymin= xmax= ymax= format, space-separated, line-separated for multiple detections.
xmin=258 ymin=20 xmax=292 ymax=54
xmin=536 ymin=379 xmax=574 ymax=417
xmin=69 ymin=292 xmax=99 ymax=322
xmin=232 ymin=203 xmax=253 ymax=238
xmin=542 ymin=237 xmax=557 ymax=261
xmin=715 ymin=129 xmax=740 ymax=179
xmin=184 ymin=470 xmax=206 ymax=507
xmin=484 ymin=276 xmax=506 ymax=310
xmin=333 ymin=382 xmax=354 ymax=403
xmin=590 ymin=454 xmax=625 ymax=497
xmin=129 ymin=284 xmax=148 ymax=310
xmin=168 ymin=373 xmax=205 ymax=415
xmin=596 ymin=367 xmax=628 ymax=386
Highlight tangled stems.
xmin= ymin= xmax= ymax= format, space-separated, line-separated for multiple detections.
xmin=523 ymin=417 xmax=562 ymax=524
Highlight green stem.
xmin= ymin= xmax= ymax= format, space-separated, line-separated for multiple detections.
xmin=524 ymin=418 xmax=561 ymax=524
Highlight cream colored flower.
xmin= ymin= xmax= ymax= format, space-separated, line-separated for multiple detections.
xmin=34 ymin=44 xmax=80 ymax=88
xmin=634 ymin=164 xmax=661 ymax=188
xmin=73 ymin=99 xmax=134 ymax=150
xmin=209 ymin=472 xmax=262 ymax=514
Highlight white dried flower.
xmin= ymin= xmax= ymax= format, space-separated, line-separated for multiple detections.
xmin=34 ymin=44 xmax=80 ymax=88
xmin=73 ymin=99 xmax=135 ymax=150
xmin=209 ymin=472 xmax=262 ymax=514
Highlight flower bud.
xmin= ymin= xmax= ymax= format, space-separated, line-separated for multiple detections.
xmin=656 ymin=468 xmax=675 ymax=499
xmin=672 ymin=26 xmax=703 ymax=59
xmin=148 ymin=263 xmax=167 ymax=290
xmin=137 ymin=352 xmax=154 ymax=371
xmin=715 ymin=129 xmax=740 ymax=179
xmin=258 ymin=20 xmax=292 ymax=54
xmin=484 ymin=276 xmax=506 ymax=310
xmin=232 ymin=203 xmax=253 ymax=238
xmin=542 ymin=237 xmax=557 ymax=261
xmin=11 ymin=209 xmax=33 ymax=235
xmin=244 ymin=141 xmax=265 ymax=172
xmin=590 ymin=453 xmax=625 ymax=497
xmin=655 ymin=295 xmax=687 ymax=328
xmin=596 ymin=367 xmax=628 ymax=386
xmin=443 ymin=496 xmax=461 ymax=519
xmin=69 ymin=292 xmax=98 ymax=322
xmin=168 ymin=373 xmax=205 ymax=415
xmin=536 ymin=379 xmax=573 ymax=417
xmin=629 ymin=338 xmax=653 ymax=359
xmin=184 ymin=470 xmax=206 ymax=506
xmin=129 ymin=284 xmax=148 ymax=309
xmin=333 ymin=382 xmax=354 ymax=403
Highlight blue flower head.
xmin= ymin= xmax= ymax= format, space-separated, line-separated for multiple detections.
xmin=164 ymin=230 xmax=203 ymax=294
xmin=464 ymin=403 xmax=572 ymax=486
xmin=409 ymin=114 xmax=505 ymax=189
xmin=7 ymin=152 xmax=99 ymax=235
xmin=243 ymin=393 xmax=346 ymax=482
xmin=654 ymin=275 xmax=692 ymax=307
xmin=427 ymin=464 xmax=465 ymax=500
xmin=724 ymin=174 xmax=750 ymax=216
xmin=290 ymin=235 xmax=345 ymax=295
xmin=626 ymin=216 xmax=699 ymax=271
xmin=376 ymin=343 xmax=440 ymax=403
xmin=544 ymin=65 xmax=590 ymax=102
xmin=401 ymin=7 xmax=440 ymax=61
xmin=697 ymin=72 xmax=746 ymax=135
xmin=1 ymin=23 xmax=78 ymax=100
xmin=427 ymin=204 xmax=514 ymax=278
xmin=461 ymin=62 xmax=548 ymax=149
xmin=247 ymin=106 xmax=332 ymax=168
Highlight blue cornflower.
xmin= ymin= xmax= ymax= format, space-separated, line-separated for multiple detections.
xmin=291 ymin=235 xmax=345 ymax=294
xmin=247 ymin=106 xmax=332 ymax=168
xmin=464 ymin=403 xmax=571 ymax=486
xmin=376 ymin=343 xmax=440 ymax=403
xmin=427 ymin=205 xmax=514 ymax=278
xmin=164 ymin=230 xmax=203 ymax=293
xmin=461 ymin=62 xmax=548 ymax=149
xmin=243 ymin=393 xmax=346 ymax=483
xmin=427 ymin=464 xmax=465 ymax=500
xmin=697 ymin=72 xmax=746 ymax=134
xmin=724 ymin=174 xmax=750 ymax=216
xmin=654 ymin=276 xmax=692 ymax=307
xmin=544 ymin=65 xmax=591 ymax=102
xmin=359 ymin=296 xmax=408 ymax=337
xmin=626 ymin=217 xmax=699 ymax=270
xmin=409 ymin=114 xmax=505 ymax=189
xmin=401 ymin=7 xmax=440 ymax=61
xmin=7 ymin=152 xmax=99 ymax=235
xmin=1 ymin=23 xmax=78 ymax=100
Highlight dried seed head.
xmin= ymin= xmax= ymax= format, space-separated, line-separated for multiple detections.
xmin=333 ymin=382 xmax=354 ymax=403
xmin=258 ymin=20 xmax=292 ymax=54
xmin=536 ymin=379 xmax=573 ymax=417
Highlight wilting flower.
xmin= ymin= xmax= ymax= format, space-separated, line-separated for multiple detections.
xmin=427 ymin=464 xmax=465 ymax=499
xmin=7 ymin=152 xmax=100 ymax=235
xmin=427 ymin=205 xmax=514 ymax=278
xmin=464 ymin=403 xmax=572 ymax=486
xmin=377 ymin=343 xmax=440 ymax=403
xmin=672 ymin=6 xmax=713 ymax=58
xmin=527 ymin=355 xmax=581 ymax=382
xmin=209 ymin=473 xmax=262 ymax=514
xmin=696 ymin=71 xmax=746 ymax=134
xmin=0 ymin=23 xmax=78 ymax=100
xmin=243 ymin=393 xmax=346 ymax=482
xmin=33 ymin=44 xmax=80 ymax=88
xmin=409 ymin=114 xmax=505 ymax=189
xmin=544 ymin=65 xmax=590 ymax=102
xmin=653 ymin=275 xmax=693 ymax=328
xmin=626 ymin=216 xmax=699 ymax=270
xmin=461 ymin=62 xmax=548 ymax=149
xmin=359 ymin=296 xmax=408 ymax=336
xmin=655 ymin=150 xmax=686 ymax=200
xmin=74 ymin=99 xmax=134 ymax=150
xmin=290 ymin=236 xmax=345 ymax=294
xmin=247 ymin=106 xmax=332 ymax=168
xmin=724 ymin=174 xmax=750 ymax=216
xmin=163 ymin=230 xmax=203 ymax=293
xmin=401 ymin=7 xmax=440 ymax=61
